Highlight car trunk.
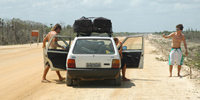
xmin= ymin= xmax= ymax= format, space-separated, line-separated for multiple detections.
xmin=75 ymin=54 xmax=116 ymax=68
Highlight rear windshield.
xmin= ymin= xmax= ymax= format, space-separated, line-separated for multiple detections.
xmin=73 ymin=39 xmax=115 ymax=54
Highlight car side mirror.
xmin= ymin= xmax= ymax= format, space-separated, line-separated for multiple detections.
xmin=122 ymin=46 xmax=127 ymax=50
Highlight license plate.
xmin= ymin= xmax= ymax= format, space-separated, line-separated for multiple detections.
xmin=86 ymin=63 xmax=101 ymax=68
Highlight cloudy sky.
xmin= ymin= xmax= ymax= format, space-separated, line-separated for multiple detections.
xmin=0 ymin=0 xmax=200 ymax=32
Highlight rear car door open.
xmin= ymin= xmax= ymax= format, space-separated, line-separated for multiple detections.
xmin=119 ymin=35 xmax=144 ymax=69
xmin=44 ymin=35 xmax=72 ymax=71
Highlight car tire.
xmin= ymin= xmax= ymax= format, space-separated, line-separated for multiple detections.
xmin=66 ymin=74 xmax=73 ymax=86
xmin=115 ymin=73 xmax=121 ymax=86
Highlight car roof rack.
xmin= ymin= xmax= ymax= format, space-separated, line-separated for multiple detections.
xmin=76 ymin=32 xmax=112 ymax=37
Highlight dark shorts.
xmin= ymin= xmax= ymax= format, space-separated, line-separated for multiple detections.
xmin=121 ymin=57 xmax=126 ymax=69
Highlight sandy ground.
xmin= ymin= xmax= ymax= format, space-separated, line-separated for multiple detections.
xmin=0 ymin=39 xmax=200 ymax=100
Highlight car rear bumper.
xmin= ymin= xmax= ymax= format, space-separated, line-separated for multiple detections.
xmin=67 ymin=68 xmax=120 ymax=80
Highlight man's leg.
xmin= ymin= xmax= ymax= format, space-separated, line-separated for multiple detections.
xmin=122 ymin=64 xmax=130 ymax=81
xmin=178 ymin=65 xmax=181 ymax=77
xmin=56 ymin=71 xmax=65 ymax=81
xmin=169 ymin=65 xmax=173 ymax=77
xmin=177 ymin=49 xmax=183 ymax=77
xmin=168 ymin=48 xmax=174 ymax=77
xmin=42 ymin=66 xmax=51 ymax=82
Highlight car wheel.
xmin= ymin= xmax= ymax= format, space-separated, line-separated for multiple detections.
xmin=115 ymin=73 xmax=121 ymax=86
xmin=66 ymin=74 xmax=73 ymax=86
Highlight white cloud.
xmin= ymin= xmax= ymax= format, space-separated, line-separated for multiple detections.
xmin=174 ymin=3 xmax=190 ymax=10
xmin=172 ymin=1 xmax=200 ymax=13
xmin=194 ymin=0 xmax=200 ymax=2
xmin=32 ymin=2 xmax=47 ymax=8
xmin=80 ymin=0 xmax=94 ymax=5
xmin=130 ymin=0 xmax=141 ymax=6
xmin=103 ymin=0 xmax=113 ymax=5
xmin=0 ymin=0 xmax=25 ymax=3
xmin=80 ymin=0 xmax=113 ymax=5
xmin=149 ymin=2 xmax=158 ymax=6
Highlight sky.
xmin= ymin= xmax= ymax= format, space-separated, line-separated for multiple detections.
xmin=0 ymin=0 xmax=200 ymax=32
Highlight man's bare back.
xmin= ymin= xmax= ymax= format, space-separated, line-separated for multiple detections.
xmin=42 ymin=30 xmax=64 ymax=49
xmin=46 ymin=31 xmax=58 ymax=49
xmin=47 ymin=31 xmax=57 ymax=41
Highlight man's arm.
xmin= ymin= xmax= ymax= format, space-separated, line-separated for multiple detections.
xmin=183 ymin=35 xmax=188 ymax=56
xmin=118 ymin=42 xmax=122 ymax=54
xmin=163 ymin=33 xmax=174 ymax=39
xmin=118 ymin=42 xmax=123 ymax=59
xmin=52 ymin=37 xmax=65 ymax=49
xmin=42 ymin=35 xmax=48 ymax=48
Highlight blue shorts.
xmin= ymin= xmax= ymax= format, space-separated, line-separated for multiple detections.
xmin=121 ymin=57 xmax=126 ymax=69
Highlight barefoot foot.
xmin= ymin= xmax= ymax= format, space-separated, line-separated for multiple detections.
xmin=178 ymin=73 xmax=181 ymax=77
xmin=41 ymin=79 xmax=51 ymax=83
xmin=122 ymin=77 xmax=130 ymax=81
xmin=59 ymin=77 xmax=65 ymax=81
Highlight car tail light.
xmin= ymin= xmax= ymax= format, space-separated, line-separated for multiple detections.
xmin=67 ymin=59 xmax=76 ymax=68
xmin=112 ymin=59 xmax=120 ymax=68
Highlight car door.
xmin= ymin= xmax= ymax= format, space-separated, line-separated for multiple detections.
xmin=44 ymin=35 xmax=72 ymax=71
xmin=118 ymin=35 xmax=144 ymax=69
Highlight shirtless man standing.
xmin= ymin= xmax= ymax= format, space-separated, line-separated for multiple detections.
xmin=42 ymin=24 xmax=65 ymax=83
xmin=162 ymin=24 xmax=188 ymax=77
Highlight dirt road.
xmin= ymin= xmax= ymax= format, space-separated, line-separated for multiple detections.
xmin=0 ymin=39 xmax=200 ymax=100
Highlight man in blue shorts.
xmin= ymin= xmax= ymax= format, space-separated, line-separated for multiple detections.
xmin=162 ymin=24 xmax=188 ymax=77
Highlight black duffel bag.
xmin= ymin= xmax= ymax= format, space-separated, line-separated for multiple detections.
xmin=73 ymin=16 xmax=93 ymax=36
xmin=93 ymin=17 xmax=112 ymax=33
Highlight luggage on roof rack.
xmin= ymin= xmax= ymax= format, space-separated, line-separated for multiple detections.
xmin=73 ymin=16 xmax=113 ymax=37
xmin=73 ymin=16 xmax=93 ymax=36
xmin=93 ymin=17 xmax=112 ymax=33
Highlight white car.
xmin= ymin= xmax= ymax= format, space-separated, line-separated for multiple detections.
xmin=44 ymin=35 xmax=144 ymax=86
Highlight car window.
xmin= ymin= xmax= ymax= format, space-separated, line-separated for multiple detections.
xmin=73 ymin=39 xmax=115 ymax=54
xmin=123 ymin=37 xmax=142 ymax=50
xmin=48 ymin=37 xmax=70 ymax=51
